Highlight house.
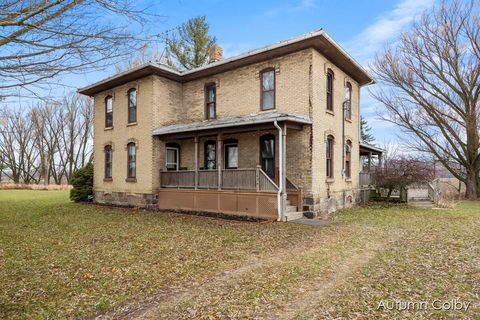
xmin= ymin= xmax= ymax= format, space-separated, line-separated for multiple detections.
xmin=78 ymin=29 xmax=374 ymax=221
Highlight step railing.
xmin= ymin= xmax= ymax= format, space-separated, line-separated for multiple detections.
xmin=428 ymin=178 xmax=442 ymax=204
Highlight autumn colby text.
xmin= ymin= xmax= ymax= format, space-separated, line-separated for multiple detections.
xmin=377 ymin=299 xmax=471 ymax=312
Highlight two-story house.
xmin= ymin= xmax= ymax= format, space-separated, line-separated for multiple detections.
xmin=78 ymin=29 xmax=374 ymax=221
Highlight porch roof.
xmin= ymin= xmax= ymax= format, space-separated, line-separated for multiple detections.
xmin=359 ymin=143 xmax=384 ymax=156
xmin=152 ymin=112 xmax=312 ymax=137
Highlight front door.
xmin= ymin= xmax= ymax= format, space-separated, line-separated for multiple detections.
xmin=260 ymin=134 xmax=275 ymax=179
xmin=166 ymin=147 xmax=179 ymax=171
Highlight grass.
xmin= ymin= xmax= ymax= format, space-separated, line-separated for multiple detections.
xmin=0 ymin=191 xmax=479 ymax=319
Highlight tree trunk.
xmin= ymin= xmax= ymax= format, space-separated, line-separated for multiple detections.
xmin=465 ymin=169 xmax=479 ymax=199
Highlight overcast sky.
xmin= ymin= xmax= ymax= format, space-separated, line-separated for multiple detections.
xmin=39 ymin=0 xmax=438 ymax=145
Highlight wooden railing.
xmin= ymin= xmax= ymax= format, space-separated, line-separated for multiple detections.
xmin=161 ymin=168 xmax=278 ymax=192
xmin=359 ymin=172 xmax=372 ymax=186
xmin=428 ymin=178 xmax=442 ymax=204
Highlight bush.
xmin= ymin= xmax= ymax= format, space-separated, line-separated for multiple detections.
xmin=70 ymin=163 xmax=93 ymax=202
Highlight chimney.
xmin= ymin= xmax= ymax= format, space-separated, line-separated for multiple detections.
xmin=209 ymin=45 xmax=223 ymax=63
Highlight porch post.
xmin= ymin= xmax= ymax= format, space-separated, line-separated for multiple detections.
xmin=282 ymin=123 xmax=287 ymax=214
xmin=368 ymin=152 xmax=372 ymax=171
xmin=194 ymin=135 xmax=199 ymax=189
xmin=217 ymin=132 xmax=223 ymax=190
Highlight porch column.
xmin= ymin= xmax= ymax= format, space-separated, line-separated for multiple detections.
xmin=368 ymin=152 xmax=372 ymax=171
xmin=217 ymin=132 xmax=223 ymax=190
xmin=194 ymin=135 xmax=199 ymax=189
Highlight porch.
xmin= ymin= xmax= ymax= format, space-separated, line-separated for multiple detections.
xmin=359 ymin=142 xmax=384 ymax=187
xmin=153 ymin=112 xmax=311 ymax=220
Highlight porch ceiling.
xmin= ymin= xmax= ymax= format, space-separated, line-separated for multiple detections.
xmin=152 ymin=112 xmax=312 ymax=138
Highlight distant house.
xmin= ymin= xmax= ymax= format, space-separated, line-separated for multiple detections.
xmin=78 ymin=29 xmax=374 ymax=221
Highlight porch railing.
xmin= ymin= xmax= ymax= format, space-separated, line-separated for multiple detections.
xmin=161 ymin=167 xmax=279 ymax=192
xmin=359 ymin=171 xmax=372 ymax=186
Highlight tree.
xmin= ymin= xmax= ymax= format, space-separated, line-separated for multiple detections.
xmin=166 ymin=16 xmax=217 ymax=70
xmin=371 ymin=0 xmax=480 ymax=199
xmin=360 ymin=116 xmax=375 ymax=144
xmin=373 ymin=156 xmax=434 ymax=201
xmin=70 ymin=163 xmax=93 ymax=202
xmin=0 ymin=0 xmax=154 ymax=97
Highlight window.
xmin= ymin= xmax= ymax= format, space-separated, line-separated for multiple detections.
xmin=326 ymin=69 xmax=334 ymax=112
xmin=127 ymin=142 xmax=136 ymax=179
xmin=224 ymin=139 xmax=238 ymax=169
xmin=260 ymin=134 xmax=275 ymax=179
xmin=261 ymin=68 xmax=275 ymax=110
xmin=204 ymin=140 xmax=216 ymax=170
xmin=326 ymin=135 xmax=334 ymax=179
xmin=345 ymin=140 xmax=352 ymax=179
xmin=105 ymin=96 xmax=113 ymax=127
xmin=345 ymin=82 xmax=352 ymax=120
xmin=166 ymin=143 xmax=179 ymax=171
xmin=128 ymin=89 xmax=137 ymax=123
xmin=104 ymin=145 xmax=112 ymax=179
xmin=205 ymin=84 xmax=216 ymax=119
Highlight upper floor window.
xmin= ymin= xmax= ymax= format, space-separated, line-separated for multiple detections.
xmin=224 ymin=139 xmax=238 ymax=169
xmin=261 ymin=68 xmax=275 ymax=110
xmin=345 ymin=82 xmax=352 ymax=120
xmin=127 ymin=142 xmax=136 ymax=179
xmin=105 ymin=96 xmax=113 ymax=128
xmin=205 ymin=83 xmax=216 ymax=119
xmin=326 ymin=69 xmax=334 ymax=112
xmin=204 ymin=140 xmax=216 ymax=170
xmin=326 ymin=135 xmax=334 ymax=179
xmin=104 ymin=145 xmax=112 ymax=179
xmin=345 ymin=140 xmax=352 ymax=179
xmin=128 ymin=89 xmax=137 ymax=123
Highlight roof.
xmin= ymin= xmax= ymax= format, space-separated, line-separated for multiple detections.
xmin=78 ymin=29 xmax=374 ymax=96
xmin=359 ymin=143 xmax=384 ymax=155
xmin=152 ymin=112 xmax=312 ymax=136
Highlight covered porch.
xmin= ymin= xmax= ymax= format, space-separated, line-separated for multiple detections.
xmin=359 ymin=143 xmax=384 ymax=187
xmin=153 ymin=112 xmax=311 ymax=220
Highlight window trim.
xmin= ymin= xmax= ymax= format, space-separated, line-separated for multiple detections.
xmin=165 ymin=146 xmax=180 ymax=171
xmin=326 ymin=135 xmax=334 ymax=179
xmin=260 ymin=68 xmax=276 ymax=111
xmin=259 ymin=134 xmax=276 ymax=179
xmin=326 ymin=69 xmax=334 ymax=112
xmin=127 ymin=142 xmax=136 ymax=180
xmin=345 ymin=140 xmax=352 ymax=179
xmin=204 ymin=83 xmax=216 ymax=120
xmin=223 ymin=138 xmax=238 ymax=169
xmin=204 ymin=140 xmax=217 ymax=170
xmin=104 ymin=145 xmax=112 ymax=180
xmin=345 ymin=82 xmax=352 ymax=121
xmin=105 ymin=95 xmax=113 ymax=128
xmin=127 ymin=88 xmax=137 ymax=124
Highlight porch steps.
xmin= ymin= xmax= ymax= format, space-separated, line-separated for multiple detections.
xmin=409 ymin=198 xmax=435 ymax=209
xmin=283 ymin=211 xmax=304 ymax=222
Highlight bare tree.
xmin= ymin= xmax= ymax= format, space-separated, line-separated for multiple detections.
xmin=371 ymin=0 xmax=480 ymax=199
xmin=0 ymin=0 xmax=156 ymax=97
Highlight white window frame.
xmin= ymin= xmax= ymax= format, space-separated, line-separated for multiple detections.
xmin=166 ymin=147 xmax=179 ymax=171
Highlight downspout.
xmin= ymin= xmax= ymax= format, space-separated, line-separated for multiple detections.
xmin=342 ymin=101 xmax=346 ymax=207
xmin=274 ymin=120 xmax=284 ymax=221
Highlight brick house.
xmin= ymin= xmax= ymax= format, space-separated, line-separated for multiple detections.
xmin=78 ymin=29 xmax=374 ymax=221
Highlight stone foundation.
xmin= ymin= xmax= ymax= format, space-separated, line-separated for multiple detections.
xmin=302 ymin=189 xmax=359 ymax=218
xmin=94 ymin=191 xmax=157 ymax=208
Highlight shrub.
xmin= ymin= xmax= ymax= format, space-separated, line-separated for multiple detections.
xmin=70 ymin=163 xmax=93 ymax=202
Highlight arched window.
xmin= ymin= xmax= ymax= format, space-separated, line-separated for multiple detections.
xmin=166 ymin=142 xmax=180 ymax=171
xmin=104 ymin=145 xmax=112 ymax=179
xmin=326 ymin=69 xmax=334 ymax=112
xmin=345 ymin=140 xmax=352 ymax=179
xmin=326 ymin=135 xmax=334 ymax=179
xmin=128 ymin=89 xmax=137 ymax=123
xmin=127 ymin=142 xmax=136 ymax=179
xmin=345 ymin=82 xmax=352 ymax=120
xmin=105 ymin=95 xmax=113 ymax=128
xmin=204 ymin=140 xmax=216 ymax=170
xmin=224 ymin=138 xmax=238 ymax=169
xmin=205 ymin=83 xmax=216 ymax=119
xmin=260 ymin=68 xmax=275 ymax=110
xmin=260 ymin=134 xmax=275 ymax=178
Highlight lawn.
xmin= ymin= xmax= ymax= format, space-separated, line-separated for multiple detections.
xmin=0 ymin=191 xmax=479 ymax=319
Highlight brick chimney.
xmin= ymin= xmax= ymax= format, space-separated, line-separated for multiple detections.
xmin=209 ymin=45 xmax=223 ymax=63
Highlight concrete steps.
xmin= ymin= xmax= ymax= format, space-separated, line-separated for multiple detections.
xmin=283 ymin=211 xmax=304 ymax=221
xmin=409 ymin=198 xmax=435 ymax=208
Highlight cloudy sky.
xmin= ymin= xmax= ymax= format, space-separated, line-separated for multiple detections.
xmin=73 ymin=0 xmax=436 ymax=144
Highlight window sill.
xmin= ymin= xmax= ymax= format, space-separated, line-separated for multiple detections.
xmin=125 ymin=177 xmax=137 ymax=183
xmin=345 ymin=178 xmax=352 ymax=182
xmin=326 ymin=110 xmax=335 ymax=116
xmin=127 ymin=122 xmax=137 ymax=127
xmin=326 ymin=178 xmax=335 ymax=183
xmin=259 ymin=108 xmax=276 ymax=112
xmin=103 ymin=178 xmax=113 ymax=182
xmin=104 ymin=127 xmax=113 ymax=131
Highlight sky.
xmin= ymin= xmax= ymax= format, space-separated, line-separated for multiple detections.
xmin=63 ymin=0 xmax=436 ymax=145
